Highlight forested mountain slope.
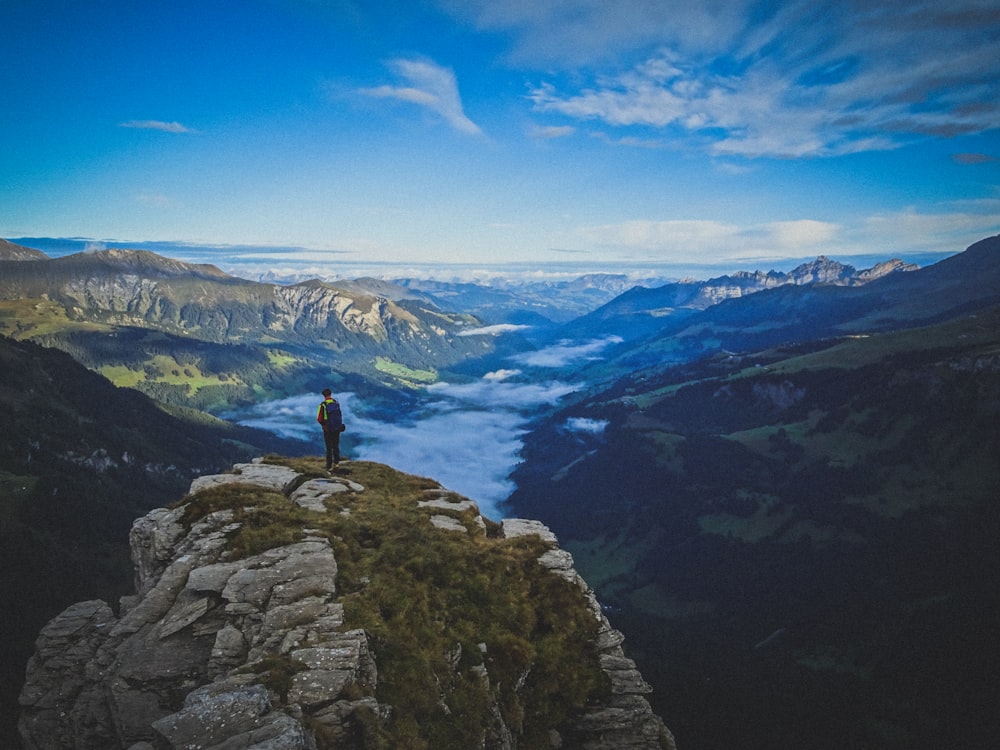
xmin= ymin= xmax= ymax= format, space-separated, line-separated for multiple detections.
xmin=507 ymin=238 xmax=1000 ymax=749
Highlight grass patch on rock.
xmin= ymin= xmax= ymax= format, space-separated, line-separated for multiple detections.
xmin=178 ymin=456 xmax=609 ymax=748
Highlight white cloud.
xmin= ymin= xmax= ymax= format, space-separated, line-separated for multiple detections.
xmin=428 ymin=378 xmax=580 ymax=408
xmin=763 ymin=220 xmax=841 ymax=250
xmin=581 ymin=218 xmax=844 ymax=259
xmin=575 ymin=207 xmax=999 ymax=262
xmin=512 ymin=0 xmax=1000 ymax=158
xmin=458 ymin=323 xmax=532 ymax=336
xmin=511 ymin=336 xmax=623 ymax=368
xmin=360 ymin=57 xmax=483 ymax=135
xmin=119 ymin=120 xmax=194 ymax=133
xmin=577 ymin=220 xmax=741 ymax=255
xmin=565 ymin=417 xmax=608 ymax=434
xmin=484 ymin=369 xmax=521 ymax=381
xmin=858 ymin=205 xmax=1000 ymax=255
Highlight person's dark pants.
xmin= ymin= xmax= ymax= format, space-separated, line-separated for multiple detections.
xmin=323 ymin=429 xmax=341 ymax=468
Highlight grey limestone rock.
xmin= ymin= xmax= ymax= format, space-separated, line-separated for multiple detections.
xmin=188 ymin=462 xmax=301 ymax=495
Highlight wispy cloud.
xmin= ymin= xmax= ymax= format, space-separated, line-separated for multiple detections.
xmin=529 ymin=124 xmax=575 ymax=139
xmin=511 ymin=336 xmax=623 ymax=368
xmin=953 ymin=152 xmax=997 ymax=165
xmin=564 ymin=417 xmax=608 ymax=435
xmin=859 ymin=203 xmax=1000 ymax=255
xmin=439 ymin=0 xmax=750 ymax=65
xmin=474 ymin=0 xmax=1000 ymax=159
xmin=484 ymin=369 xmax=521 ymax=381
xmin=576 ymin=206 xmax=1000 ymax=261
xmin=360 ymin=57 xmax=483 ymax=135
xmin=427 ymin=377 xmax=579 ymax=408
xmin=119 ymin=120 xmax=194 ymax=133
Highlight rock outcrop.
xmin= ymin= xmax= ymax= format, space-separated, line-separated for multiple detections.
xmin=19 ymin=459 xmax=675 ymax=750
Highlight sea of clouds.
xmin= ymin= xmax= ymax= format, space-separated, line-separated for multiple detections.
xmin=231 ymin=336 xmax=622 ymax=520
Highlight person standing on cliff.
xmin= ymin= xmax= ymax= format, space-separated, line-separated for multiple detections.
xmin=316 ymin=388 xmax=344 ymax=470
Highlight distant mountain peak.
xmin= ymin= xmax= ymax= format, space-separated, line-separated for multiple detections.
xmin=788 ymin=255 xmax=856 ymax=284
xmin=59 ymin=247 xmax=231 ymax=280
xmin=855 ymin=258 xmax=919 ymax=281
xmin=0 ymin=238 xmax=49 ymax=261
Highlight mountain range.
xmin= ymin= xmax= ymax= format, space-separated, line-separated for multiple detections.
xmin=555 ymin=254 xmax=919 ymax=345
xmin=0 ymin=241 xmax=494 ymax=412
xmin=562 ymin=236 xmax=1000 ymax=383
xmin=2 ymin=234 xmax=999 ymax=749
xmin=393 ymin=272 xmax=653 ymax=328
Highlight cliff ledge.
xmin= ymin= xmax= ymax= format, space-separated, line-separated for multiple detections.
xmin=19 ymin=457 xmax=675 ymax=750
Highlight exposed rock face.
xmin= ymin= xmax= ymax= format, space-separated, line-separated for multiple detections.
xmin=854 ymin=257 xmax=919 ymax=282
xmin=19 ymin=460 xmax=675 ymax=750
xmin=0 ymin=248 xmax=487 ymax=369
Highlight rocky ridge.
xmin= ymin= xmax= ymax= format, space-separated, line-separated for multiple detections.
xmin=559 ymin=254 xmax=920 ymax=343
xmin=0 ymin=239 xmax=48 ymax=262
xmin=19 ymin=459 xmax=675 ymax=750
xmin=0 ymin=247 xmax=487 ymax=371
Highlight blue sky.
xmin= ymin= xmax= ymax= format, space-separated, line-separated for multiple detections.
xmin=2 ymin=0 xmax=999 ymax=275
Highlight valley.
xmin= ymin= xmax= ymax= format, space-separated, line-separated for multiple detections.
xmin=1 ymin=236 xmax=998 ymax=749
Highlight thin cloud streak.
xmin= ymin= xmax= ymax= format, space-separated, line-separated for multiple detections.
xmin=360 ymin=57 xmax=483 ymax=135
xmin=439 ymin=0 xmax=752 ymax=65
xmin=119 ymin=120 xmax=194 ymax=134
xmin=458 ymin=323 xmax=532 ymax=336
xmin=511 ymin=336 xmax=624 ymax=368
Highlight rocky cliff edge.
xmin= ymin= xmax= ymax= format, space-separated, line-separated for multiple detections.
xmin=19 ymin=458 xmax=675 ymax=750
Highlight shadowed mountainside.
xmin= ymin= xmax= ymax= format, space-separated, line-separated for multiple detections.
xmin=509 ymin=289 xmax=1000 ymax=748
xmin=0 ymin=334 xmax=309 ymax=748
